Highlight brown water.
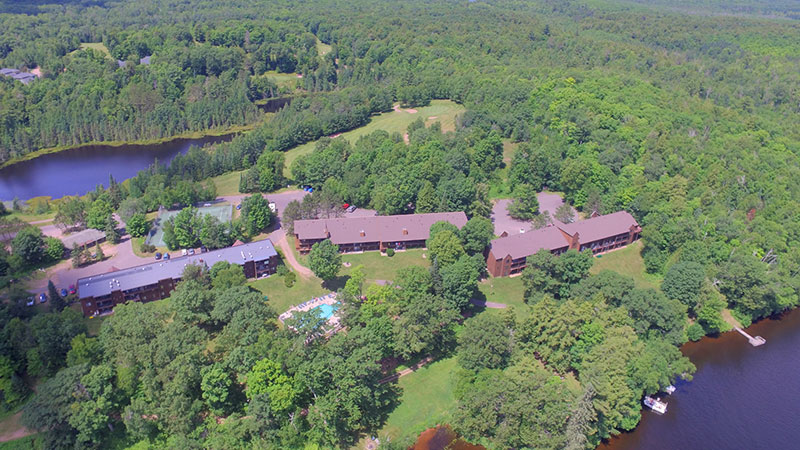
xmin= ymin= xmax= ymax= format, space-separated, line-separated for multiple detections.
xmin=412 ymin=309 xmax=800 ymax=450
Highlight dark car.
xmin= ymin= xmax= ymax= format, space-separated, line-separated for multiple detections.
xmin=60 ymin=288 xmax=68 ymax=297
xmin=155 ymin=252 xmax=162 ymax=260
xmin=236 ymin=204 xmax=242 ymax=210
xmin=39 ymin=293 xmax=47 ymax=303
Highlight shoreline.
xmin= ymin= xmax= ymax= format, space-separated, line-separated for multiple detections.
xmin=0 ymin=122 xmax=259 ymax=170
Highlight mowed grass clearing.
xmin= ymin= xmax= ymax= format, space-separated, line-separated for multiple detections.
xmin=209 ymin=170 xmax=246 ymax=196
xmin=590 ymin=240 xmax=661 ymax=289
xmin=316 ymin=38 xmax=332 ymax=56
xmin=340 ymin=249 xmax=429 ymax=284
xmin=263 ymin=71 xmax=300 ymax=89
xmin=69 ymin=42 xmax=112 ymax=59
xmin=249 ymin=274 xmax=328 ymax=315
xmin=283 ymin=100 xmax=465 ymax=177
xmin=379 ymin=357 xmax=459 ymax=445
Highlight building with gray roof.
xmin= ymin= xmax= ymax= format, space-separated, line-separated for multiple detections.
xmin=486 ymin=211 xmax=641 ymax=277
xmin=293 ymin=212 xmax=468 ymax=254
xmin=61 ymin=229 xmax=106 ymax=253
xmin=1 ymin=68 xmax=36 ymax=84
xmin=78 ymin=239 xmax=278 ymax=317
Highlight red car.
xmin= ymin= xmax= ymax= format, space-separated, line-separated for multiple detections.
xmin=69 ymin=285 xmax=76 ymax=295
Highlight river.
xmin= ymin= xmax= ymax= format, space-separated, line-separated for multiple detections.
xmin=413 ymin=309 xmax=800 ymax=450
xmin=0 ymin=134 xmax=235 ymax=201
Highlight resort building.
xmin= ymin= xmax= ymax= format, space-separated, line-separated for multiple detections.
xmin=61 ymin=229 xmax=106 ymax=255
xmin=0 ymin=68 xmax=37 ymax=84
xmin=486 ymin=211 xmax=641 ymax=277
xmin=78 ymin=240 xmax=278 ymax=317
xmin=293 ymin=212 xmax=468 ymax=254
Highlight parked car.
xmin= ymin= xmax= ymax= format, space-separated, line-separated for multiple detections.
xmin=39 ymin=293 xmax=47 ymax=303
xmin=26 ymin=297 xmax=35 ymax=307
xmin=236 ymin=204 xmax=241 ymax=210
xmin=346 ymin=205 xmax=357 ymax=213
xmin=69 ymin=285 xmax=76 ymax=295
xmin=203 ymin=203 xmax=212 ymax=207
xmin=181 ymin=249 xmax=188 ymax=256
xmin=155 ymin=252 xmax=162 ymax=260
xmin=60 ymin=288 xmax=68 ymax=297
xmin=200 ymin=246 xmax=207 ymax=253
xmin=188 ymin=248 xmax=195 ymax=255
xmin=163 ymin=253 xmax=170 ymax=260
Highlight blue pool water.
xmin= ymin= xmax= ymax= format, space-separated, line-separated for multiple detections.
xmin=315 ymin=303 xmax=339 ymax=319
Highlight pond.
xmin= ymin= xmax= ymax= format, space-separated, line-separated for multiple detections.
xmin=0 ymin=133 xmax=236 ymax=201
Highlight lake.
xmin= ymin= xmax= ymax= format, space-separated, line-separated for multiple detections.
xmin=412 ymin=309 xmax=800 ymax=450
xmin=0 ymin=134 xmax=235 ymax=201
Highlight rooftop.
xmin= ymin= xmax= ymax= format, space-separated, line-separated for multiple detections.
xmin=489 ymin=226 xmax=569 ymax=260
xmin=293 ymin=212 xmax=468 ymax=245
xmin=61 ymin=228 xmax=106 ymax=249
xmin=558 ymin=211 xmax=640 ymax=243
xmin=78 ymin=239 xmax=277 ymax=299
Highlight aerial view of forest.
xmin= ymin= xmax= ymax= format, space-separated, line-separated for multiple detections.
xmin=0 ymin=0 xmax=798 ymax=449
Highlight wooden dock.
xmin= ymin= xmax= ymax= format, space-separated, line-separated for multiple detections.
xmin=735 ymin=327 xmax=766 ymax=347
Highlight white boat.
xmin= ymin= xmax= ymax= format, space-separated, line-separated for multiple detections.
xmin=665 ymin=385 xmax=676 ymax=395
xmin=643 ymin=396 xmax=668 ymax=414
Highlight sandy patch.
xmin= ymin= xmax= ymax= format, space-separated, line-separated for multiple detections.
xmin=427 ymin=116 xmax=438 ymax=120
xmin=328 ymin=133 xmax=342 ymax=139
xmin=296 ymin=74 xmax=303 ymax=78
xmin=405 ymin=108 xmax=418 ymax=114
xmin=31 ymin=66 xmax=43 ymax=78
xmin=393 ymin=104 xmax=418 ymax=114
xmin=403 ymin=133 xmax=410 ymax=144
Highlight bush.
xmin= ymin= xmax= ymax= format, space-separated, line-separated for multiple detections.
xmin=730 ymin=309 xmax=753 ymax=328
xmin=386 ymin=248 xmax=395 ymax=257
xmin=139 ymin=242 xmax=156 ymax=254
xmin=276 ymin=264 xmax=289 ymax=277
xmin=687 ymin=323 xmax=705 ymax=341
xmin=284 ymin=271 xmax=296 ymax=287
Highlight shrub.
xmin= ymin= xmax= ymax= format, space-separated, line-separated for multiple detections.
xmin=276 ymin=264 xmax=289 ymax=277
xmin=386 ymin=248 xmax=395 ymax=257
xmin=139 ymin=242 xmax=156 ymax=254
xmin=687 ymin=323 xmax=705 ymax=341
xmin=284 ymin=271 xmax=296 ymax=287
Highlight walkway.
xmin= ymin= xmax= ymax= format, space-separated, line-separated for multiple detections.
xmin=270 ymin=229 xmax=313 ymax=278
xmin=379 ymin=356 xmax=434 ymax=384
xmin=470 ymin=298 xmax=508 ymax=309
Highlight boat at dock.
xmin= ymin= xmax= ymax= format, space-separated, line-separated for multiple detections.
xmin=665 ymin=385 xmax=676 ymax=395
xmin=643 ymin=396 xmax=668 ymax=414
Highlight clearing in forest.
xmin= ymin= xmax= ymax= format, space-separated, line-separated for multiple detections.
xmin=316 ymin=38 xmax=332 ymax=56
xmin=589 ymin=240 xmax=662 ymax=289
xmin=70 ymin=42 xmax=113 ymax=60
xmin=283 ymin=100 xmax=465 ymax=177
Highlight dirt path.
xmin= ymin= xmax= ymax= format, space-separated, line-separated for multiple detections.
xmin=379 ymin=356 xmax=434 ymax=384
xmin=0 ymin=412 xmax=33 ymax=443
xmin=271 ymin=230 xmax=313 ymax=278
xmin=470 ymin=298 xmax=508 ymax=309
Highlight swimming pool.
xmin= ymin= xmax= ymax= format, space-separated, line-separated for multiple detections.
xmin=314 ymin=302 xmax=339 ymax=319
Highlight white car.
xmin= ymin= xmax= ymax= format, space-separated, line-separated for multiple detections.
xmin=181 ymin=249 xmax=188 ymax=256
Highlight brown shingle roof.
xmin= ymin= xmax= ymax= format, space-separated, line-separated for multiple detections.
xmin=558 ymin=211 xmax=639 ymax=243
xmin=489 ymin=226 xmax=570 ymax=261
xmin=293 ymin=212 xmax=468 ymax=245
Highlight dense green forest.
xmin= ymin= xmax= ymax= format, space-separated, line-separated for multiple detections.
xmin=1 ymin=0 xmax=800 ymax=448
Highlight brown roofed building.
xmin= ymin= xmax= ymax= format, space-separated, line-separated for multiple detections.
xmin=293 ymin=212 xmax=468 ymax=254
xmin=486 ymin=211 xmax=641 ymax=277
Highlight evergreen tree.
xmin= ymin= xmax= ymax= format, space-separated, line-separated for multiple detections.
xmin=565 ymin=384 xmax=598 ymax=450
xmin=48 ymin=280 xmax=66 ymax=312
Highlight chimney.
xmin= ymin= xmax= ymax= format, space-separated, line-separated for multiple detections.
xmin=402 ymin=228 xmax=408 ymax=235
xmin=359 ymin=230 xmax=366 ymax=237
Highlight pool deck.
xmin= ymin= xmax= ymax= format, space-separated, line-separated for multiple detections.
xmin=278 ymin=293 xmax=340 ymax=328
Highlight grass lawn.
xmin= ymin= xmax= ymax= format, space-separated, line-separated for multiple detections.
xmin=478 ymin=276 xmax=527 ymax=308
xmin=209 ymin=170 xmax=246 ymax=196
xmin=263 ymin=71 xmax=299 ymax=89
xmin=67 ymin=42 xmax=112 ymax=60
xmin=340 ymin=249 xmax=429 ymax=283
xmin=0 ymin=435 xmax=41 ymax=450
xmin=249 ymin=274 xmax=328 ymax=315
xmin=379 ymin=357 xmax=459 ymax=444
xmin=316 ymin=38 xmax=332 ymax=56
xmin=282 ymin=100 xmax=465 ymax=177
xmin=590 ymin=240 xmax=662 ymax=289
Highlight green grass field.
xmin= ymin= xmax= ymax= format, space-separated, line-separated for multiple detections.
xmin=263 ymin=71 xmax=299 ymax=89
xmin=0 ymin=435 xmax=41 ymax=450
xmin=283 ymin=100 xmax=465 ymax=177
xmin=68 ymin=42 xmax=112 ymax=60
xmin=209 ymin=170 xmax=245 ymax=196
xmin=249 ymin=273 xmax=328 ymax=315
xmin=379 ymin=357 xmax=459 ymax=444
xmin=340 ymin=249 xmax=429 ymax=284
xmin=590 ymin=240 xmax=662 ymax=289
xmin=316 ymin=38 xmax=332 ymax=56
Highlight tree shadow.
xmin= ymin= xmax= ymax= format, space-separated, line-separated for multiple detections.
xmin=323 ymin=274 xmax=350 ymax=291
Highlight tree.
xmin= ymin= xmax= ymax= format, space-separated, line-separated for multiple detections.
xmin=393 ymin=294 xmax=460 ymax=359
xmin=508 ymin=184 xmax=539 ymax=220
xmin=48 ymin=280 xmax=66 ymax=312
xmin=86 ymin=195 xmax=113 ymax=230
xmin=531 ymin=210 xmax=552 ymax=229
xmin=170 ymin=207 xmax=201 ymax=249
xmin=170 ymin=279 xmax=215 ymax=324
xmin=11 ymin=226 xmax=45 ymax=265
xmin=202 ymin=364 xmax=233 ymax=415
xmin=126 ymin=213 xmax=149 ymax=238
xmin=54 ymin=197 xmax=87 ymax=231
xmin=22 ymin=364 xmax=90 ymax=449
xmin=426 ymin=229 xmax=465 ymax=267
xmin=210 ymin=261 xmax=246 ymax=290
xmin=555 ymin=202 xmax=575 ymax=223
xmin=459 ymin=216 xmax=493 ymax=255
xmin=94 ymin=242 xmax=104 ymax=261
xmin=104 ymin=217 xmax=120 ymax=244
xmin=256 ymin=151 xmax=285 ymax=192
xmin=458 ymin=312 xmax=513 ymax=371
xmin=246 ymin=358 xmax=297 ymax=414
xmin=44 ymin=236 xmax=65 ymax=262
xmin=71 ymin=243 xmax=83 ymax=268
xmin=571 ymin=270 xmax=634 ymax=305
xmin=565 ymin=384 xmax=598 ymax=450
xmin=343 ymin=264 xmax=366 ymax=300
xmin=308 ymin=239 xmax=341 ymax=283
xmin=415 ymin=181 xmax=437 ymax=213
xmin=240 ymin=194 xmax=274 ymax=237
xmin=440 ymin=255 xmax=479 ymax=310
xmin=662 ymin=261 xmax=705 ymax=309
xmin=522 ymin=249 xmax=593 ymax=301
xmin=66 ymin=334 xmax=101 ymax=367
xmin=620 ymin=288 xmax=687 ymax=345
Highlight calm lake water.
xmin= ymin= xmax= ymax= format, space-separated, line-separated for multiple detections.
xmin=0 ymin=134 xmax=235 ymax=201
xmin=413 ymin=309 xmax=800 ymax=450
